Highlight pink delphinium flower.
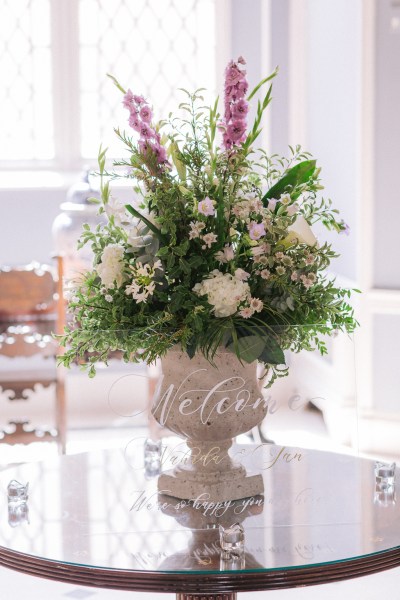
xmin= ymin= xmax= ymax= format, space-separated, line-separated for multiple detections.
xmin=232 ymin=98 xmax=249 ymax=119
xmin=139 ymin=105 xmax=153 ymax=122
xmin=221 ymin=57 xmax=249 ymax=151
xmin=227 ymin=120 xmax=247 ymax=142
xmin=122 ymin=90 xmax=168 ymax=171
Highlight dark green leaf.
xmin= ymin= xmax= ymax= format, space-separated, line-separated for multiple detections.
xmin=156 ymin=246 xmax=171 ymax=258
xmin=227 ymin=334 xmax=265 ymax=363
xmin=173 ymin=240 xmax=189 ymax=256
xmin=179 ymin=258 xmax=191 ymax=274
xmin=188 ymin=255 xmax=203 ymax=268
xmin=258 ymin=336 xmax=285 ymax=365
xmin=169 ymin=293 xmax=184 ymax=313
xmin=262 ymin=160 xmax=317 ymax=203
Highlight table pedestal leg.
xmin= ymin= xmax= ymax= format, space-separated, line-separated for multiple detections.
xmin=176 ymin=594 xmax=237 ymax=600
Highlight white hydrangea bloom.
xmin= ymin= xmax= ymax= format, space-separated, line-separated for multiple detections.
xmin=97 ymin=244 xmax=125 ymax=289
xmin=193 ymin=270 xmax=250 ymax=317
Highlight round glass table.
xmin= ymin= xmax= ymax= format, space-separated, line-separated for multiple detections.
xmin=0 ymin=442 xmax=399 ymax=599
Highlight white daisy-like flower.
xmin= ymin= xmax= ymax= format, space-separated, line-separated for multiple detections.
xmin=188 ymin=221 xmax=206 ymax=239
xmin=260 ymin=269 xmax=271 ymax=280
xmin=201 ymin=232 xmax=218 ymax=249
xmin=239 ymin=307 xmax=254 ymax=319
xmin=250 ymin=297 xmax=263 ymax=312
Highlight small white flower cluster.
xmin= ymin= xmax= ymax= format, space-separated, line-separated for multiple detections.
xmin=193 ymin=269 xmax=263 ymax=319
xmin=125 ymin=260 xmax=162 ymax=303
xmin=97 ymin=244 xmax=125 ymax=289
xmin=231 ymin=196 xmax=264 ymax=220
xmin=188 ymin=221 xmax=218 ymax=249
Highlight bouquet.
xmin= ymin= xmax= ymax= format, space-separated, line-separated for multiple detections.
xmin=60 ymin=57 xmax=358 ymax=384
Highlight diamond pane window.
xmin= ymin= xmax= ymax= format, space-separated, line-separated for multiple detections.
xmin=79 ymin=0 xmax=217 ymax=158
xmin=0 ymin=0 xmax=53 ymax=160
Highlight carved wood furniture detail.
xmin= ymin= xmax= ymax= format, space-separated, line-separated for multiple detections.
xmin=0 ymin=260 xmax=66 ymax=452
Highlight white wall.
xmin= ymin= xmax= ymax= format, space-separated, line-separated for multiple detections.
xmin=0 ymin=186 xmax=64 ymax=266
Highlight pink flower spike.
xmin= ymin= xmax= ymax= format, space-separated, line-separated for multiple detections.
xmin=139 ymin=105 xmax=153 ymax=123
xmin=227 ymin=120 xmax=247 ymax=142
xmin=153 ymin=144 xmax=168 ymax=163
xmin=225 ymin=63 xmax=244 ymax=85
xmin=248 ymin=221 xmax=266 ymax=240
xmin=139 ymin=122 xmax=153 ymax=139
xmin=237 ymin=80 xmax=249 ymax=96
xmin=221 ymin=57 xmax=249 ymax=151
xmin=133 ymin=94 xmax=146 ymax=105
xmin=122 ymin=89 xmax=135 ymax=110
xmin=232 ymin=99 xmax=249 ymax=119
xmin=128 ymin=114 xmax=141 ymax=131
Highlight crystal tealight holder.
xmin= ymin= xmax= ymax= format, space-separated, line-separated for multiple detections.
xmin=219 ymin=523 xmax=245 ymax=560
xmin=7 ymin=480 xmax=29 ymax=503
xmin=374 ymin=488 xmax=396 ymax=507
xmin=375 ymin=461 xmax=396 ymax=491
xmin=144 ymin=438 xmax=162 ymax=477
xmin=8 ymin=502 xmax=29 ymax=527
xmin=220 ymin=553 xmax=245 ymax=570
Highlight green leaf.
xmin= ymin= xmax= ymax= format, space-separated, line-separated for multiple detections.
xmin=169 ymin=292 xmax=184 ymax=312
xmin=262 ymin=160 xmax=317 ymax=203
xmin=258 ymin=336 xmax=285 ymax=365
xmin=188 ymin=255 xmax=203 ymax=268
xmin=107 ymin=73 xmax=126 ymax=94
xmin=228 ymin=334 xmax=265 ymax=364
xmin=156 ymin=246 xmax=171 ymax=258
xmin=179 ymin=258 xmax=191 ymax=274
xmin=169 ymin=140 xmax=187 ymax=181
xmin=172 ymin=240 xmax=189 ymax=256
xmin=247 ymin=67 xmax=279 ymax=102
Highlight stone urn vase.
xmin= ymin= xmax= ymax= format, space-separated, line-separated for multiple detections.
xmin=151 ymin=346 xmax=268 ymax=502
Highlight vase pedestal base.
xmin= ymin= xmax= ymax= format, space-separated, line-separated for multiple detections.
xmin=157 ymin=469 xmax=264 ymax=503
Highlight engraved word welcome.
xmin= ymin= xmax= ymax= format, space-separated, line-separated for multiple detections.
xmin=153 ymin=368 xmax=267 ymax=426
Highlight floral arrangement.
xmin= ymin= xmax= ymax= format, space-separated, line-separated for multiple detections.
xmin=60 ymin=57 xmax=358 ymax=384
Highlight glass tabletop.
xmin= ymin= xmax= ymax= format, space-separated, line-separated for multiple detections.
xmin=0 ymin=441 xmax=399 ymax=591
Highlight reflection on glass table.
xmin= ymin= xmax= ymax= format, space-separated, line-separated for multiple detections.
xmin=0 ymin=441 xmax=399 ymax=600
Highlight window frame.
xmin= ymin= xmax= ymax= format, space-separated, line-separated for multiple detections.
xmin=0 ymin=0 xmax=231 ymax=174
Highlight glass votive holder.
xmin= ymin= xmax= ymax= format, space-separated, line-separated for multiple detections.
xmin=7 ymin=480 xmax=29 ymax=503
xmin=219 ymin=523 xmax=245 ymax=559
xmin=374 ymin=488 xmax=396 ymax=507
xmin=144 ymin=438 xmax=162 ymax=477
xmin=8 ymin=502 xmax=29 ymax=527
xmin=220 ymin=553 xmax=245 ymax=570
xmin=375 ymin=461 xmax=396 ymax=491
